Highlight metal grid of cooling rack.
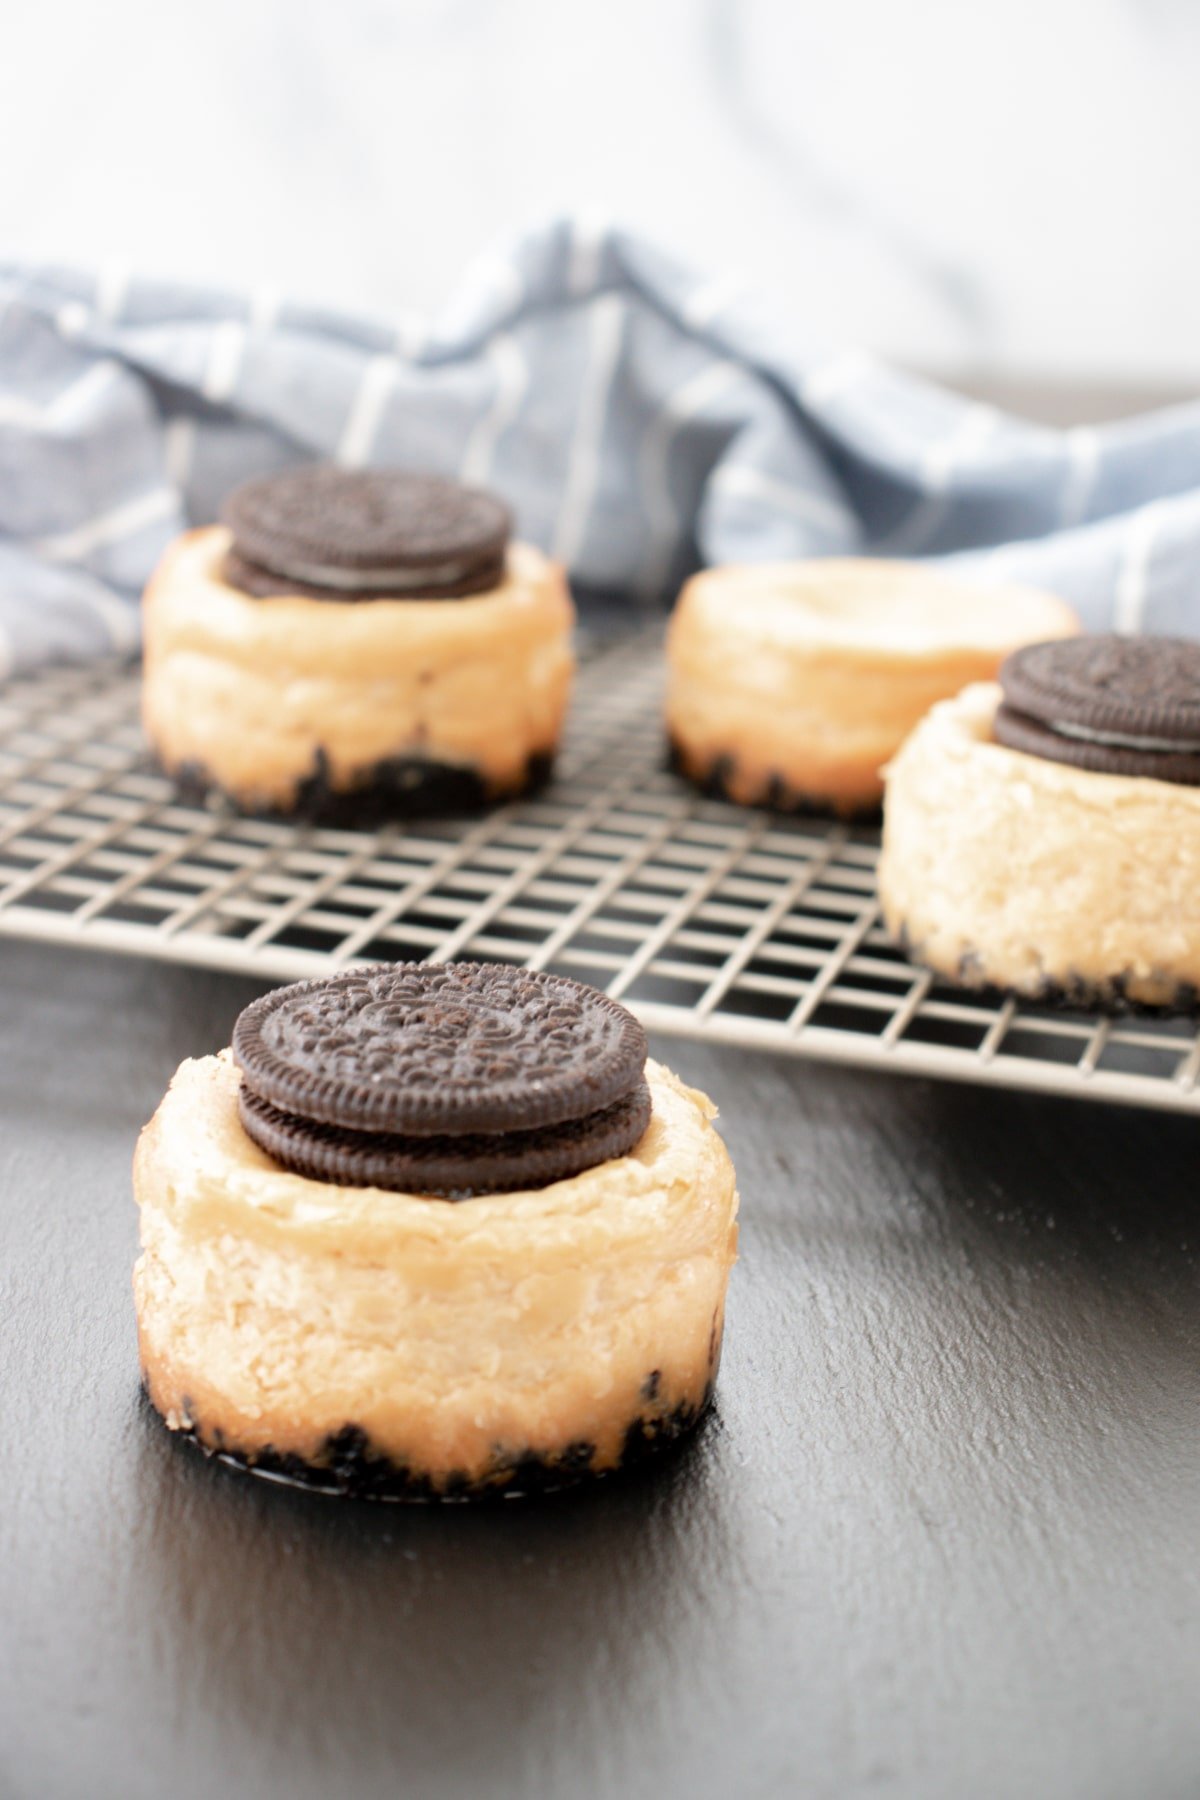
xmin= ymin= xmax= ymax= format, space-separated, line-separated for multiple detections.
xmin=0 ymin=629 xmax=1198 ymax=1114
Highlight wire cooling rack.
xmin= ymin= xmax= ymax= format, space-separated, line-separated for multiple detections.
xmin=0 ymin=629 xmax=1198 ymax=1114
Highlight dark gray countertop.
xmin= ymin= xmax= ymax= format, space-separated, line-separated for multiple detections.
xmin=2 ymin=938 xmax=1198 ymax=1800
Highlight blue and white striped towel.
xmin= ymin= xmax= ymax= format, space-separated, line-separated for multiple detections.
xmin=1 ymin=219 xmax=1198 ymax=676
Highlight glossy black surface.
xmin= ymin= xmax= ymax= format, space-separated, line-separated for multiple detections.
xmin=2 ymin=939 xmax=1198 ymax=1800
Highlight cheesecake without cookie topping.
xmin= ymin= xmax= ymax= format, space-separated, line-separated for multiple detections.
xmin=666 ymin=557 xmax=1079 ymax=814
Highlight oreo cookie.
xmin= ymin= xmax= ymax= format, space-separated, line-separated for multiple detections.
xmin=237 ymin=1079 xmax=651 ymax=1197
xmin=232 ymin=963 xmax=651 ymax=1196
xmin=221 ymin=467 xmax=511 ymax=602
xmin=167 ymin=744 xmax=554 ymax=824
xmin=994 ymin=634 xmax=1200 ymax=784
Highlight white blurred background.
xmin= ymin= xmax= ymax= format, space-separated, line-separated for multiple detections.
xmin=2 ymin=0 xmax=1197 ymax=391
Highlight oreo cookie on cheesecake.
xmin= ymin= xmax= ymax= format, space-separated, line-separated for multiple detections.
xmin=141 ymin=465 xmax=574 ymax=820
xmin=221 ymin=467 xmax=512 ymax=601
xmin=665 ymin=559 xmax=1079 ymax=816
xmin=879 ymin=633 xmax=1200 ymax=1011
xmin=994 ymin=634 xmax=1200 ymax=784
xmin=231 ymin=963 xmax=652 ymax=1196
xmin=133 ymin=963 xmax=739 ymax=1499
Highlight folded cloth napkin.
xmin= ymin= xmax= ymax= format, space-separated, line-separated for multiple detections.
xmin=1 ymin=219 xmax=1198 ymax=676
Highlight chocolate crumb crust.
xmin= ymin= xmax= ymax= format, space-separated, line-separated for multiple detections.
xmin=666 ymin=736 xmax=882 ymax=821
xmin=147 ymin=1382 xmax=716 ymax=1502
xmin=891 ymin=921 xmax=1200 ymax=1016
xmin=162 ymin=745 xmax=553 ymax=823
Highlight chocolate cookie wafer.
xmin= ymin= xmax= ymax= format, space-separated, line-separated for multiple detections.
xmin=232 ymin=963 xmax=651 ymax=1195
xmin=221 ymin=466 xmax=511 ymax=601
xmin=237 ymin=1079 xmax=652 ymax=1197
xmin=995 ymin=635 xmax=1200 ymax=784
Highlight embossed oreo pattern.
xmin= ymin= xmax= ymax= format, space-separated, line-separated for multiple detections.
xmin=232 ymin=963 xmax=649 ymax=1136
xmin=996 ymin=634 xmax=1200 ymax=783
xmin=1000 ymin=630 xmax=1200 ymax=777
xmin=1000 ymin=635 xmax=1200 ymax=742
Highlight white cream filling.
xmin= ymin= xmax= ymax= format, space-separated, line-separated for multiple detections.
xmin=242 ymin=555 xmax=482 ymax=592
xmin=1051 ymin=719 xmax=1200 ymax=754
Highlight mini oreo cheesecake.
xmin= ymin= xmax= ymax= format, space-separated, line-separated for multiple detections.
xmin=666 ymin=559 xmax=1078 ymax=815
xmin=142 ymin=467 xmax=575 ymax=819
xmin=879 ymin=635 xmax=1200 ymax=1008
xmin=133 ymin=963 xmax=738 ymax=1498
